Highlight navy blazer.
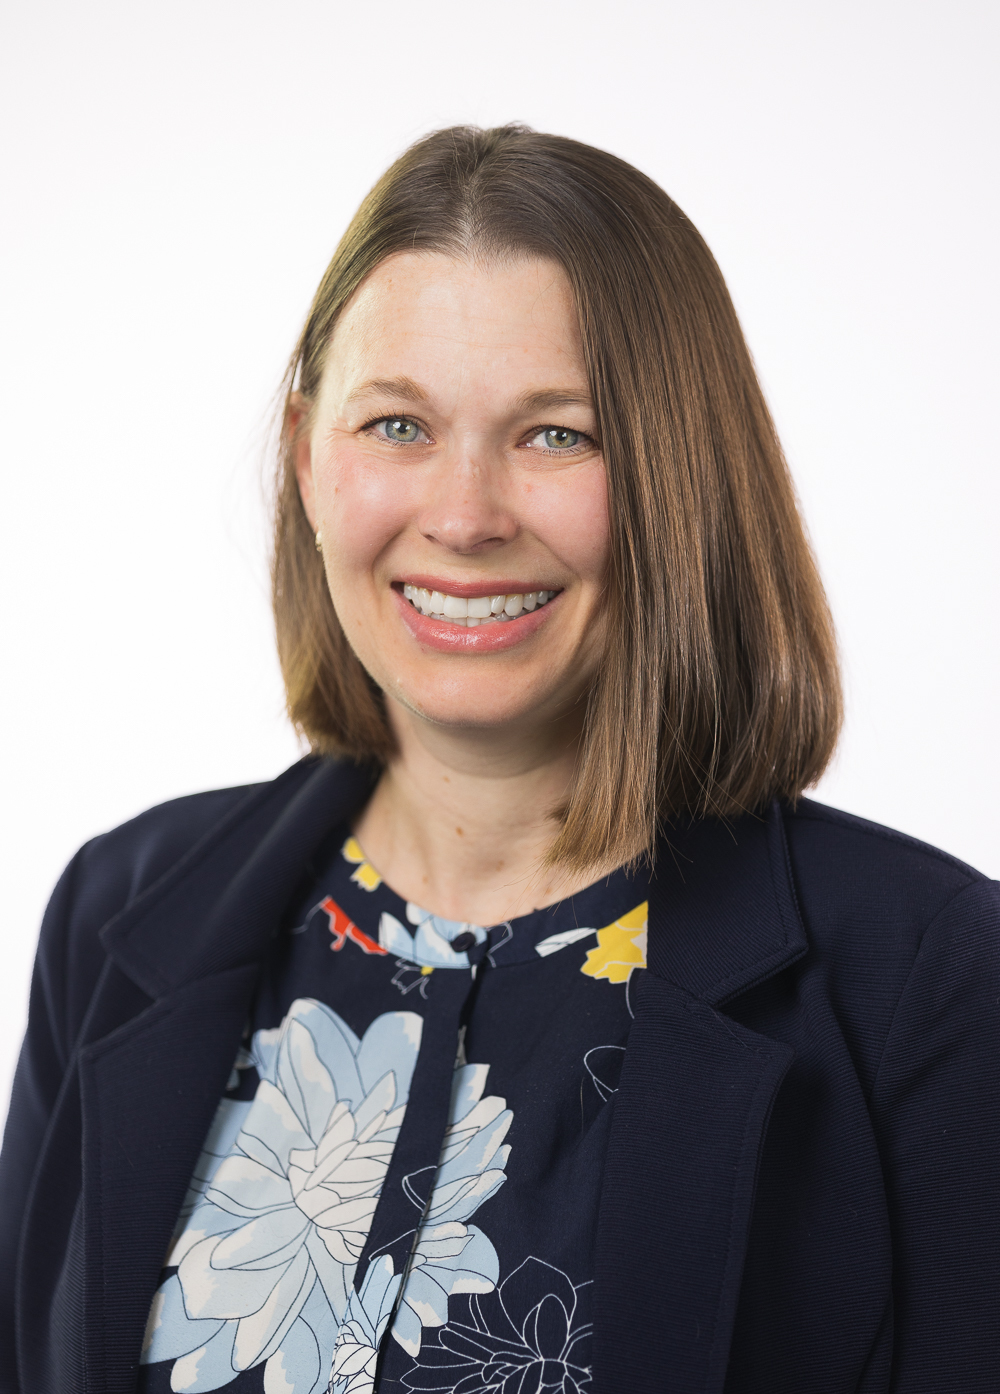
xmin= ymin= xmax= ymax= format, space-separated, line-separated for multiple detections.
xmin=2 ymin=755 xmax=999 ymax=1393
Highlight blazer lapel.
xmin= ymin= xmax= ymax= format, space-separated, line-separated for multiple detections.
xmin=593 ymin=803 xmax=807 ymax=1394
xmin=72 ymin=756 xmax=376 ymax=1394
xmin=99 ymin=756 xmax=377 ymax=998
xmin=78 ymin=963 xmax=259 ymax=1394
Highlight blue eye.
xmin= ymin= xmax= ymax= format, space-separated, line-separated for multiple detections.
xmin=542 ymin=428 xmax=580 ymax=450
xmin=381 ymin=418 xmax=420 ymax=443
xmin=523 ymin=426 xmax=590 ymax=453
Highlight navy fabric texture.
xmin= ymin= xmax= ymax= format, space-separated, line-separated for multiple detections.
xmin=1 ymin=755 xmax=998 ymax=1393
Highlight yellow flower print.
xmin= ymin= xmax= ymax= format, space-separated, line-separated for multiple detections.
xmin=581 ymin=902 xmax=648 ymax=984
xmin=342 ymin=836 xmax=382 ymax=892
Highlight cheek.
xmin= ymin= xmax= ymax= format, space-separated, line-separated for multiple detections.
xmin=527 ymin=465 xmax=610 ymax=581
xmin=314 ymin=444 xmax=414 ymax=574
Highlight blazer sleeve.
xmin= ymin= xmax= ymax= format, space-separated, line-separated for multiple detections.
xmin=0 ymin=842 xmax=110 ymax=1389
xmin=869 ymin=876 xmax=1000 ymax=1392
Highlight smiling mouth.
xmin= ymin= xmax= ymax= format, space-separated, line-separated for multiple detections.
xmin=401 ymin=584 xmax=559 ymax=627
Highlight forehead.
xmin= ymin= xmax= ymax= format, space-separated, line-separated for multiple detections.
xmin=321 ymin=251 xmax=587 ymax=402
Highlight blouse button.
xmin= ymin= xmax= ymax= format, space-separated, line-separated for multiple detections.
xmin=451 ymin=931 xmax=477 ymax=952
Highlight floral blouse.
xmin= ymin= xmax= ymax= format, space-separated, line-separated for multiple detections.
xmin=138 ymin=829 xmax=650 ymax=1394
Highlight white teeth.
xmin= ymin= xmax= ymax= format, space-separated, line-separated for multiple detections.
xmin=402 ymin=585 xmax=557 ymax=624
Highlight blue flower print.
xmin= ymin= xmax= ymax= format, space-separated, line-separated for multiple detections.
xmin=329 ymin=1255 xmax=401 ymax=1394
xmin=389 ymin=1063 xmax=511 ymax=1357
xmin=379 ymin=904 xmax=488 ymax=969
xmin=402 ymin=1257 xmax=592 ymax=1393
xmin=328 ymin=1062 xmax=512 ymax=1388
xmin=141 ymin=1001 xmax=422 ymax=1393
xmin=141 ymin=1006 xmax=514 ymax=1393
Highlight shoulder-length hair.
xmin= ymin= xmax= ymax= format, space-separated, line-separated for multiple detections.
xmin=272 ymin=124 xmax=841 ymax=870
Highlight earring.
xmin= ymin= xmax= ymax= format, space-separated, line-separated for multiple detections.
xmin=315 ymin=531 xmax=323 ymax=554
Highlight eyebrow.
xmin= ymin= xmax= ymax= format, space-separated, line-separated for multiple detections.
xmin=342 ymin=379 xmax=593 ymax=416
xmin=342 ymin=376 xmax=429 ymax=407
xmin=514 ymin=389 xmax=592 ymax=414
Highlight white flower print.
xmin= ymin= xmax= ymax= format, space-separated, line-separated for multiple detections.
xmin=329 ymin=1256 xmax=401 ymax=1394
xmin=533 ymin=926 xmax=597 ymax=958
xmin=142 ymin=1003 xmax=515 ymax=1394
xmin=403 ymin=1257 xmax=592 ymax=1392
xmin=141 ymin=1000 xmax=422 ymax=1393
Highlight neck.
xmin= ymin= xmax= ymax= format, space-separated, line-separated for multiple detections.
xmin=351 ymin=697 xmax=601 ymax=925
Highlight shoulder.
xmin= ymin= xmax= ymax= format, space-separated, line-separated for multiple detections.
xmin=65 ymin=754 xmax=343 ymax=929
xmin=70 ymin=780 xmax=269 ymax=919
xmin=781 ymin=798 xmax=999 ymax=1089
xmin=34 ymin=760 xmax=322 ymax=1047
xmin=782 ymin=796 xmax=994 ymax=962
xmin=781 ymin=797 xmax=981 ymax=903
xmin=784 ymin=796 xmax=987 ymax=918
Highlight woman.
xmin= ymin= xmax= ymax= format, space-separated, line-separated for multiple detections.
xmin=1 ymin=125 xmax=997 ymax=1394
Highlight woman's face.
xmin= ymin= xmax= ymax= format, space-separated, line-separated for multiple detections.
xmin=294 ymin=251 xmax=609 ymax=735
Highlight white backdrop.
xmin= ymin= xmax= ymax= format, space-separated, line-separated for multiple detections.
xmin=1 ymin=0 xmax=997 ymax=1109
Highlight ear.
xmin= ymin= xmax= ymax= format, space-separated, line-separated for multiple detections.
xmin=288 ymin=391 xmax=317 ymax=528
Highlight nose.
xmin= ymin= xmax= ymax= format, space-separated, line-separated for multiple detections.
xmin=416 ymin=450 xmax=518 ymax=555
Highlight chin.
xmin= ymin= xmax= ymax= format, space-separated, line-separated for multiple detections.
xmin=388 ymin=679 xmax=562 ymax=733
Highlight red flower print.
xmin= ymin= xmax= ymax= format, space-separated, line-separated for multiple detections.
xmin=316 ymin=896 xmax=388 ymax=956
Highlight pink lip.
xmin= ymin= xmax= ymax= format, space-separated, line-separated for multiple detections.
xmin=395 ymin=575 xmax=557 ymax=599
xmin=392 ymin=586 xmax=560 ymax=653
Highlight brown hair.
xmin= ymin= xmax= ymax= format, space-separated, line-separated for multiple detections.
xmin=272 ymin=124 xmax=841 ymax=870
